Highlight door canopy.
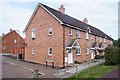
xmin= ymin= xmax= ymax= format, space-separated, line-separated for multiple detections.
xmin=66 ymin=39 xmax=80 ymax=49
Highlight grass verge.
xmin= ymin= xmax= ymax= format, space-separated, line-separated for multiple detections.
xmin=65 ymin=63 xmax=118 ymax=80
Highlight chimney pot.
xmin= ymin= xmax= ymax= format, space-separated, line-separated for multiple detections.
xmin=83 ymin=18 xmax=88 ymax=24
xmin=10 ymin=28 xmax=12 ymax=32
xmin=2 ymin=33 xmax=4 ymax=36
xmin=58 ymin=5 xmax=65 ymax=14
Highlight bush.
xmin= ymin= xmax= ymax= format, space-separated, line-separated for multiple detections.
xmin=104 ymin=47 xmax=120 ymax=65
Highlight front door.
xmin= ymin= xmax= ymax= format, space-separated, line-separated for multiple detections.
xmin=68 ymin=48 xmax=73 ymax=64
xmin=91 ymin=50 xmax=95 ymax=59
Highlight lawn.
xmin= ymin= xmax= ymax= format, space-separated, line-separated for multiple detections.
xmin=65 ymin=63 xmax=118 ymax=80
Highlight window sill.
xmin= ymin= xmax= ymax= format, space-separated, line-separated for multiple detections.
xmin=48 ymin=54 xmax=52 ymax=56
xmin=86 ymin=53 xmax=90 ymax=55
xmin=76 ymin=54 xmax=81 ymax=56
xmin=32 ymin=53 xmax=35 ymax=55
xmin=48 ymin=34 xmax=53 ymax=36
xmin=77 ymin=37 xmax=81 ymax=39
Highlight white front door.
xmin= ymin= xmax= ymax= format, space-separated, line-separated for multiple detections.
xmin=91 ymin=50 xmax=95 ymax=59
xmin=68 ymin=48 xmax=73 ymax=64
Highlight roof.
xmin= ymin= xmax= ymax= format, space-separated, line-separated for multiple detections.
xmin=1 ymin=30 xmax=24 ymax=41
xmin=24 ymin=3 xmax=114 ymax=41
xmin=40 ymin=3 xmax=113 ymax=41
xmin=66 ymin=39 xmax=76 ymax=47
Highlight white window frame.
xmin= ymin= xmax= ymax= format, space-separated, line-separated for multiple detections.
xmin=14 ymin=39 xmax=17 ymax=44
xmin=100 ymin=37 xmax=102 ymax=42
xmin=76 ymin=48 xmax=81 ymax=55
xmin=32 ymin=28 xmax=35 ymax=39
xmin=32 ymin=48 xmax=35 ymax=54
xmin=85 ymin=48 xmax=89 ymax=54
xmin=86 ymin=31 xmax=89 ymax=40
xmin=48 ymin=47 xmax=52 ymax=56
xmin=76 ymin=30 xmax=80 ymax=38
xmin=48 ymin=27 xmax=53 ymax=35
xmin=69 ymin=28 xmax=72 ymax=35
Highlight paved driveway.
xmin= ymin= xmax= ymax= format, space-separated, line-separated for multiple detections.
xmin=2 ymin=56 xmax=58 ymax=78
xmin=2 ymin=60 xmax=33 ymax=78
xmin=2 ymin=56 xmax=105 ymax=78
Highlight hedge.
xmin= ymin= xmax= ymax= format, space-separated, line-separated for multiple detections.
xmin=104 ymin=47 xmax=120 ymax=65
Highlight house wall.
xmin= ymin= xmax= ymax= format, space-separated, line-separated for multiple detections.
xmin=1 ymin=31 xmax=24 ymax=53
xmin=24 ymin=5 xmax=113 ymax=68
xmin=64 ymin=27 xmax=92 ymax=64
xmin=25 ymin=6 xmax=64 ymax=67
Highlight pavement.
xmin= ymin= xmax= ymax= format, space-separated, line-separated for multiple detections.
xmin=2 ymin=55 xmax=105 ymax=78
xmin=98 ymin=68 xmax=120 ymax=80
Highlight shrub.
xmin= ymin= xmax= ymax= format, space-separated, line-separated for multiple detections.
xmin=104 ymin=47 xmax=120 ymax=65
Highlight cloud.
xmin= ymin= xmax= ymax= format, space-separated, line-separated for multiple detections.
xmin=0 ymin=1 xmax=118 ymax=40
xmin=0 ymin=2 xmax=34 ymax=37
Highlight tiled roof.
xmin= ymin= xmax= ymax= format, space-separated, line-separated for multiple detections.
xmin=40 ymin=3 xmax=113 ymax=41
xmin=66 ymin=39 xmax=76 ymax=47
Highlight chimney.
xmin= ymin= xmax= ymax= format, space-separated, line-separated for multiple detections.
xmin=58 ymin=5 xmax=65 ymax=14
xmin=83 ymin=18 xmax=88 ymax=24
xmin=2 ymin=33 xmax=4 ymax=36
xmin=10 ymin=28 xmax=12 ymax=32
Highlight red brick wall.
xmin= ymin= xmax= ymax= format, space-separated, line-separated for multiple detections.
xmin=25 ymin=6 xmax=64 ymax=67
xmin=1 ymin=31 xmax=24 ymax=53
xmin=24 ymin=5 xmax=113 ymax=67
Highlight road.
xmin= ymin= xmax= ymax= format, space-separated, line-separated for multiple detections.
xmin=2 ymin=59 xmax=33 ymax=78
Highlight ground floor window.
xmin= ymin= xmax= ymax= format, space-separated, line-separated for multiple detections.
xmin=32 ymin=48 xmax=35 ymax=54
xmin=48 ymin=47 xmax=52 ymax=55
xmin=76 ymin=48 xmax=80 ymax=55
xmin=85 ymin=48 xmax=89 ymax=54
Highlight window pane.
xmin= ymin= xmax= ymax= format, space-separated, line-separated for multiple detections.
xmin=32 ymin=28 xmax=35 ymax=38
xmin=69 ymin=28 xmax=72 ymax=35
xmin=76 ymin=30 xmax=80 ymax=38
xmin=48 ymin=27 xmax=53 ymax=35
xmin=68 ymin=48 xmax=72 ymax=53
xmin=49 ymin=48 xmax=52 ymax=55
xmin=76 ymin=48 xmax=80 ymax=54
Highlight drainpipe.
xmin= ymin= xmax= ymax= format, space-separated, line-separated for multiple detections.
xmin=63 ymin=26 xmax=65 ymax=68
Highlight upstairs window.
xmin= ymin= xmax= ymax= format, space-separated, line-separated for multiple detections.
xmin=32 ymin=48 xmax=35 ymax=54
xmin=48 ymin=27 xmax=53 ymax=35
xmin=100 ymin=37 xmax=102 ymax=42
xmin=69 ymin=28 xmax=72 ymax=35
xmin=104 ymin=38 xmax=106 ymax=43
xmin=85 ymin=48 xmax=89 ymax=54
xmin=14 ymin=39 xmax=17 ymax=44
xmin=32 ymin=28 xmax=35 ymax=40
xmin=2 ymin=40 xmax=6 ymax=43
xmin=48 ymin=47 xmax=52 ymax=55
xmin=86 ymin=32 xmax=89 ymax=40
xmin=76 ymin=30 xmax=80 ymax=38
xmin=76 ymin=48 xmax=80 ymax=55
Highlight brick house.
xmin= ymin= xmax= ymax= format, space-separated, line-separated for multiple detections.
xmin=0 ymin=29 xmax=25 ymax=59
xmin=24 ymin=3 xmax=113 ymax=68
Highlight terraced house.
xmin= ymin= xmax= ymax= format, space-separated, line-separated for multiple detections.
xmin=24 ymin=3 xmax=113 ymax=68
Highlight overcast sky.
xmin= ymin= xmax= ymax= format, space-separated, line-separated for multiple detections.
xmin=0 ymin=0 xmax=119 ymax=40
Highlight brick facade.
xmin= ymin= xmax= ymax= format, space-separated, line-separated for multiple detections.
xmin=0 ymin=30 xmax=25 ymax=58
xmin=24 ymin=3 xmax=113 ymax=68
